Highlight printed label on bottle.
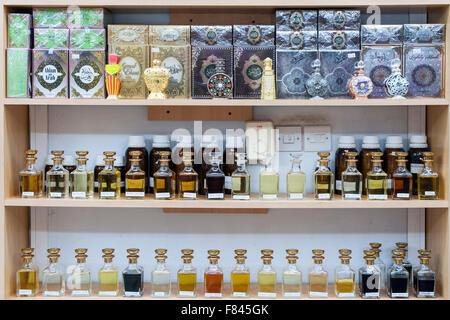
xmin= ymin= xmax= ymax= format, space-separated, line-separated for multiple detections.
xmin=387 ymin=179 xmax=392 ymax=189
xmin=121 ymin=181 xmax=125 ymax=187
xmin=337 ymin=292 xmax=355 ymax=298
xmin=233 ymin=194 xmax=250 ymax=200
xmin=335 ymin=180 xmax=342 ymax=191
xmin=100 ymin=192 xmax=116 ymax=197
xmin=49 ymin=192 xmax=62 ymax=198
xmin=419 ymin=292 xmax=435 ymax=296
xmin=72 ymin=290 xmax=90 ymax=296
xmin=343 ymin=181 xmax=356 ymax=192
xmin=18 ymin=289 xmax=32 ymax=295
xmin=284 ymin=292 xmax=301 ymax=297
xmin=262 ymin=194 xmax=278 ymax=200
xmin=232 ymin=292 xmax=248 ymax=297
xmin=309 ymin=291 xmax=328 ymax=297
xmin=368 ymin=194 xmax=388 ymax=200
xmin=205 ymin=292 xmax=222 ymax=297
xmin=410 ymin=163 xmax=425 ymax=174
xmin=126 ymin=192 xmax=145 ymax=197
xmin=156 ymin=192 xmax=171 ymax=198
xmin=258 ymin=292 xmax=277 ymax=298
xmin=43 ymin=290 xmax=60 ymax=296
xmin=368 ymin=179 xmax=384 ymax=189
xmin=150 ymin=177 xmax=155 ymax=187
xmin=179 ymin=291 xmax=195 ymax=297
xmin=344 ymin=193 xmax=361 ymax=200
xmin=289 ymin=193 xmax=304 ymax=200
xmin=208 ymin=193 xmax=224 ymax=199
xmin=22 ymin=191 xmax=34 ymax=197
xmin=225 ymin=176 xmax=232 ymax=190
xmin=424 ymin=191 xmax=436 ymax=196
xmin=183 ymin=192 xmax=197 ymax=199
xmin=124 ymin=291 xmax=141 ymax=297
xmin=94 ymin=181 xmax=99 ymax=188
xmin=364 ymin=292 xmax=380 ymax=298
xmin=318 ymin=193 xmax=331 ymax=199
xmin=396 ymin=193 xmax=410 ymax=198
xmin=71 ymin=192 xmax=86 ymax=198
xmin=391 ymin=292 xmax=409 ymax=298
xmin=152 ymin=291 xmax=167 ymax=297
xmin=99 ymin=291 xmax=118 ymax=296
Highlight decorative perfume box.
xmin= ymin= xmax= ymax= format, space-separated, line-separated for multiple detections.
xmin=7 ymin=14 xmax=31 ymax=48
xmin=191 ymin=46 xmax=233 ymax=98
xmin=69 ymin=50 xmax=105 ymax=99
xmin=32 ymin=49 xmax=69 ymax=98
xmin=67 ymin=7 xmax=107 ymax=28
xmin=232 ymin=25 xmax=275 ymax=46
xmin=276 ymin=31 xmax=317 ymax=50
xmin=319 ymin=50 xmax=361 ymax=98
xmin=361 ymin=25 xmax=403 ymax=45
xmin=109 ymin=44 xmax=149 ymax=99
xmin=318 ymin=31 xmax=360 ymax=50
xmin=190 ymin=25 xmax=232 ymax=46
xmin=318 ymin=10 xmax=360 ymax=31
xmin=150 ymin=25 xmax=190 ymax=45
xmin=234 ymin=46 xmax=276 ymax=99
xmin=276 ymin=50 xmax=318 ymax=99
xmin=70 ymin=29 xmax=106 ymax=50
xmin=107 ymin=25 xmax=149 ymax=46
xmin=7 ymin=48 xmax=31 ymax=98
xmin=34 ymin=28 xmax=69 ymax=49
xmin=404 ymin=24 xmax=445 ymax=44
xmin=33 ymin=8 xmax=67 ymax=28
xmin=275 ymin=10 xmax=318 ymax=31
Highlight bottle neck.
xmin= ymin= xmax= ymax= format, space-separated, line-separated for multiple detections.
xmin=128 ymin=262 xmax=138 ymax=270
xmin=26 ymin=161 xmax=36 ymax=171
xmin=156 ymin=261 xmax=167 ymax=270
xmin=291 ymin=161 xmax=301 ymax=173
xmin=76 ymin=162 xmax=87 ymax=171
xmin=103 ymin=261 xmax=113 ymax=269
xmin=52 ymin=161 xmax=64 ymax=170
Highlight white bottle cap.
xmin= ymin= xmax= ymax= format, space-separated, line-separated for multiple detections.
xmin=409 ymin=135 xmax=428 ymax=148
xmin=152 ymin=135 xmax=170 ymax=148
xmin=45 ymin=154 xmax=54 ymax=166
xmin=128 ymin=136 xmax=146 ymax=148
xmin=62 ymin=155 xmax=76 ymax=166
xmin=338 ymin=136 xmax=356 ymax=148
xmin=362 ymin=136 xmax=380 ymax=149
xmin=95 ymin=155 xmax=105 ymax=166
xmin=114 ymin=155 xmax=124 ymax=167
xmin=385 ymin=136 xmax=404 ymax=149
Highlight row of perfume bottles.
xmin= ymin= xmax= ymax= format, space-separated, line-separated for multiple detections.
xmin=16 ymin=243 xmax=435 ymax=299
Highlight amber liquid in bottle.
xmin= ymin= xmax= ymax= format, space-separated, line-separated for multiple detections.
xmin=334 ymin=141 xmax=357 ymax=195
xmin=359 ymin=143 xmax=381 ymax=194
xmin=204 ymin=250 xmax=223 ymax=298
xmin=384 ymin=146 xmax=404 ymax=195
xmin=178 ymin=154 xmax=198 ymax=200
xmin=149 ymin=145 xmax=172 ymax=193
xmin=154 ymin=151 xmax=176 ymax=199
xmin=392 ymin=152 xmax=412 ymax=200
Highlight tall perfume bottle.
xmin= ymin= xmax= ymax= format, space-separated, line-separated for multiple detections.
xmin=46 ymin=150 xmax=69 ymax=198
xmin=260 ymin=57 xmax=276 ymax=100
xmin=98 ymin=248 xmax=119 ymax=296
xmin=204 ymin=250 xmax=223 ymax=298
xmin=152 ymin=249 xmax=171 ymax=297
xmin=384 ymin=58 xmax=409 ymax=99
xmin=418 ymin=152 xmax=439 ymax=200
xmin=19 ymin=150 xmax=43 ymax=198
xmin=231 ymin=153 xmax=250 ymax=200
xmin=177 ymin=249 xmax=197 ymax=297
xmin=144 ymin=58 xmax=170 ymax=99
xmin=123 ymin=248 xmax=144 ymax=297
xmin=414 ymin=250 xmax=435 ymax=298
xmin=334 ymin=249 xmax=356 ymax=298
xmin=282 ymin=249 xmax=302 ymax=298
xmin=260 ymin=155 xmax=279 ymax=200
xmin=388 ymin=250 xmax=409 ymax=298
xmin=125 ymin=151 xmax=146 ymax=199
xmin=178 ymin=153 xmax=198 ymax=200
xmin=395 ymin=242 xmax=413 ymax=283
xmin=287 ymin=154 xmax=306 ymax=200
xmin=68 ymin=248 xmax=91 ymax=296
xmin=305 ymin=59 xmax=328 ymax=99
xmin=42 ymin=248 xmax=65 ymax=296
xmin=348 ymin=60 xmax=373 ymax=99
xmin=16 ymin=248 xmax=39 ymax=297
xmin=392 ymin=152 xmax=412 ymax=200
xmin=98 ymin=151 xmax=121 ymax=199
xmin=105 ymin=54 xmax=121 ymax=99
xmin=309 ymin=249 xmax=328 ymax=298
xmin=314 ymin=152 xmax=334 ymax=200
xmin=206 ymin=152 xmax=225 ymax=200
xmin=231 ymin=249 xmax=250 ymax=298
xmin=258 ymin=249 xmax=277 ymax=298
xmin=341 ymin=152 xmax=362 ymax=200
xmin=70 ymin=151 xmax=94 ymax=199
xmin=369 ymin=243 xmax=386 ymax=290
xmin=366 ymin=152 xmax=388 ymax=200
xmin=154 ymin=151 xmax=176 ymax=199
xmin=359 ymin=250 xmax=381 ymax=299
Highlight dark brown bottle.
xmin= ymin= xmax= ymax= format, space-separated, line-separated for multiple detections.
xmin=196 ymin=136 xmax=221 ymax=195
xmin=62 ymin=155 xmax=77 ymax=173
xmin=383 ymin=136 xmax=404 ymax=195
xmin=334 ymin=136 xmax=357 ymax=195
xmin=206 ymin=152 xmax=225 ymax=200
xmin=94 ymin=155 xmax=105 ymax=193
xmin=125 ymin=136 xmax=149 ymax=192
xmin=223 ymin=135 xmax=244 ymax=194
xmin=359 ymin=136 xmax=381 ymax=194
xmin=149 ymin=135 xmax=171 ymax=193
xmin=407 ymin=135 xmax=429 ymax=196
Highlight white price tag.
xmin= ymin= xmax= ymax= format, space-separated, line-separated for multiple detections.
xmin=387 ymin=179 xmax=392 ymax=189
xmin=262 ymin=194 xmax=277 ymax=200
xmin=22 ymin=191 xmax=34 ymax=197
xmin=233 ymin=194 xmax=250 ymax=200
xmin=396 ymin=193 xmax=410 ymax=198
xmin=232 ymin=292 xmax=248 ymax=297
xmin=126 ymin=192 xmax=145 ymax=197
xmin=337 ymin=292 xmax=355 ymax=298
xmin=318 ymin=193 xmax=331 ymax=200
xmin=43 ymin=291 xmax=60 ymax=296
xmin=344 ymin=193 xmax=361 ymax=200
xmin=18 ymin=289 xmax=32 ymax=295
xmin=365 ymin=292 xmax=380 ymax=298
xmin=100 ymin=192 xmax=115 ymax=197
xmin=205 ymin=293 xmax=222 ymax=297
xmin=289 ymin=193 xmax=304 ymax=200
xmin=49 ymin=192 xmax=62 ymax=198
xmin=71 ymin=192 xmax=86 ymax=198
xmin=425 ymin=191 xmax=436 ymax=196
xmin=284 ymin=292 xmax=301 ymax=297
xmin=72 ymin=54 xmax=80 ymax=60
xmin=155 ymin=192 xmax=171 ymax=198
xmin=99 ymin=291 xmax=118 ymax=296
xmin=368 ymin=194 xmax=387 ymax=200
xmin=258 ymin=292 xmax=276 ymax=298
xmin=183 ymin=192 xmax=197 ymax=199
xmin=72 ymin=290 xmax=90 ymax=296
xmin=153 ymin=291 xmax=167 ymax=297
xmin=392 ymin=292 xmax=409 ymax=298
xmin=179 ymin=291 xmax=195 ymax=297
xmin=208 ymin=193 xmax=224 ymax=199
xmin=309 ymin=292 xmax=328 ymax=298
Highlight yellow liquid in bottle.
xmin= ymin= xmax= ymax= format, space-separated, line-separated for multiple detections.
xmin=17 ymin=270 xmax=39 ymax=296
xmin=309 ymin=273 xmax=327 ymax=295
xmin=231 ymin=272 xmax=250 ymax=294
xmin=335 ymin=278 xmax=354 ymax=294
xmin=98 ymin=270 xmax=118 ymax=294
xmin=178 ymin=273 xmax=196 ymax=293
xmin=258 ymin=273 xmax=276 ymax=293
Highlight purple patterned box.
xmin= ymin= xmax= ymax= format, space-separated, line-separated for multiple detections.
xmin=32 ymin=49 xmax=69 ymax=98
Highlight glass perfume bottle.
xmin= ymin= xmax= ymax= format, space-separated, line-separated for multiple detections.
xmin=388 ymin=250 xmax=409 ymax=298
xmin=395 ymin=242 xmax=413 ymax=283
xmin=341 ymin=152 xmax=362 ymax=200
xmin=19 ymin=150 xmax=43 ymax=198
xmin=125 ymin=150 xmax=146 ymax=199
xmin=98 ymin=248 xmax=119 ymax=296
xmin=178 ymin=153 xmax=198 ymax=200
xmin=206 ymin=152 xmax=225 ymax=200
xmin=414 ymin=250 xmax=435 ymax=298
xmin=258 ymin=249 xmax=277 ymax=298
xmin=314 ymin=152 xmax=334 ymax=200
xmin=42 ymin=248 xmax=65 ymax=297
xmin=98 ymin=151 xmax=121 ymax=199
xmin=154 ymin=151 xmax=176 ymax=199
xmin=68 ymin=248 xmax=91 ymax=297
xmin=309 ymin=249 xmax=328 ymax=298
xmin=359 ymin=250 xmax=381 ymax=299
xmin=369 ymin=243 xmax=386 ymax=290
xmin=282 ymin=249 xmax=302 ymax=298
xmin=16 ymin=248 xmax=39 ymax=297
xmin=123 ymin=248 xmax=144 ymax=297
xmin=418 ymin=152 xmax=439 ymax=200
xmin=334 ymin=249 xmax=356 ymax=298
xmin=305 ymin=59 xmax=329 ymax=99
xmin=260 ymin=155 xmax=279 ymax=200
xmin=70 ymin=151 xmax=94 ymax=199
xmin=177 ymin=249 xmax=197 ymax=297
xmin=231 ymin=249 xmax=251 ymax=298
xmin=204 ymin=250 xmax=223 ymax=298
xmin=46 ymin=150 xmax=69 ymax=198
xmin=231 ymin=153 xmax=250 ymax=200
xmin=287 ymin=154 xmax=306 ymax=200
xmin=392 ymin=152 xmax=412 ymax=200
xmin=152 ymin=249 xmax=171 ymax=298
xmin=384 ymin=58 xmax=409 ymax=99
xmin=348 ymin=60 xmax=374 ymax=99
xmin=366 ymin=152 xmax=388 ymax=200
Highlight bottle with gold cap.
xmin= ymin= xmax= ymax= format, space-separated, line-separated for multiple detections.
xmin=359 ymin=249 xmax=381 ymax=298
xmin=42 ymin=248 xmax=65 ymax=296
xmin=366 ymin=152 xmax=388 ymax=200
xmin=314 ymin=152 xmax=334 ymax=200
xmin=260 ymin=154 xmax=279 ymax=200
xmin=177 ymin=249 xmax=197 ymax=297
xmin=334 ymin=249 xmax=356 ymax=298
xmin=16 ymin=248 xmax=39 ymax=297
xmin=258 ymin=249 xmax=277 ymax=298
xmin=123 ymin=248 xmax=144 ymax=297
xmin=19 ymin=150 xmax=43 ymax=198
xmin=282 ymin=249 xmax=302 ymax=298
xmin=231 ymin=249 xmax=250 ymax=297
xmin=70 ymin=151 xmax=94 ymax=199
xmin=309 ymin=249 xmax=328 ymax=297
xmin=260 ymin=57 xmax=276 ymax=99
xmin=392 ymin=152 xmax=412 ymax=199
xmin=152 ymin=249 xmax=171 ymax=297
xmin=369 ymin=243 xmax=386 ymax=290
xmin=125 ymin=150 xmax=146 ymax=199
xmin=394 ymin=242 xmax=412 ymax=283
xmin=231 ymin=153 xmax=251 ymax=200
xmin=154 ymin=151 xmax=176 ymax=199
xmin=98 ymin=248 xmax=119 ymax=296
xmin=178 ymin=153 xmax=199 ymax=200
xmin=388 ymin=249 xmax=409 ymax=298
xmin=68 ymin=248 xmax=91 ymax=296
xmin=287 ymin=154 xmax=306 ymax=200
xmin=98 ymin=151 xmax=121 ymax=199
xmin=206 ymin=152 xmax=225 ymax=200
xmin=418 ymin=152 xmax=439 ymax=200
xmin=414 ymin=249 xmax=435 ymax=298
xmin=47 ymin=150 xmax=70 ymax=198
xmin=204 ymin=249 xmax=223 ymax=298
xmin=341 ymin=152 xmax=362 ymax=200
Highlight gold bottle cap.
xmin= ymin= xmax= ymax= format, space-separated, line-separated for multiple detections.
xmin=181 ymin=249 xmax=194 ymax=255
xmin=48 ymin=254 xmax=60 ymax=263
xmin=363 ymin=249 xmax=377 ymax=257
xmin=318 ymin=152 xmax=330 ymax=158
xmin=286 ymin=249 xmax=299 ymax=255
xmin=262 ymin=255 xmax=274 ymax=264
xmin=312 ymin=249 xmax=325 ymax=256
xmin=422 ymin=152 xmax=434 ymax=158
xmin=208 ymin=249 xmax=220 ymax=256
xmin=158 ymin=150 xmax=171 ymax=158
xmin=102 ymin=248 xmax=115 ymax=255
xmin=103 ymin=254 xmax=115 ymax=263
xmin=76 ymin=151 xmax=89 ymax=157
xmin=182 ymin=255 xmax=193 ymax=263
xmin=129 ymin=150 xmax=142 ymax=158
xmin=127 ymin=248 xmax=140 ymax=254
xmin=418 ymin=249 xmax=431 ymax=256
xmin=155 ymin=255 xmax=168 ymax=263
xmin=392 ymin=249 xmax=405 ymax=256
xmin=235 ymin=249 xmax=247 ymax=255
xmin=75 ymin=248 xmax=88 ymax=254
xmin=47 ymin=248 xmax=61 ymax=255
xmin=75 ymin=254 xmax=88 ymax=263
xmin=104 ymin=151 xmax=116 ymax=158
xmin=261 ymin=249 xmax=274 ymax=256
xmin=24 ymin=150 xmax=38 ymax=163
xmin=346 ymin=152 xmax=358 ymax=158
xmin=21 ymin=248 xmax=35 ymax=255
xmin=312 ymin=255 xmax=324 ymax=264
xmin=22 ymin=254 xmax=34 ymax=263
xmin=396 ymin=152 xmax=408 ymax=158
xmin=208 ymin=256 xmax=219 ymax=264
xmin=235 ymin=255 xmax=247 ymax=264
xmin=339 ymin=248 xmax=352 ymax=256
xmin=395 ymin=242 xmax=408 ymax=249
xmin=155 ymin=248 xmax=168 ymax=255
xmin=51 ymin=150 xmax=64 ymax=157
xmin=126 ymin=248 xmax=140 ymax=263
xmin=369 ymin=242 xmax=382 ymax=249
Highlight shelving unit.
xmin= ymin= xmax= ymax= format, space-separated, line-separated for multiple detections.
xmin=1 ymin=0 xmax=449 ymax=301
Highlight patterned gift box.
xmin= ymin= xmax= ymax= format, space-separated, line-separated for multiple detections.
xmin=318 ymin=10 xmax=360 ymax=31
xmin=276 ymin=31 xmax=318 ymax=50
xmin=7 ymin=48 xmax=31 ymax=98
xmin=70 ymin=29 xmax=106 ymax=49
xmin=275 ymin=10 xmax=318 ymax=31
xmin=7 ymin=14 xmax=32 ymax=48
xmin=404 ymin=24 xmax=445 ymax=44
xmin=33 ymin=7 xmax=67 ymax=28
xmin=150 ymin=25 xmax=190 ymax=45
xmin=232 ymin=25 xmax=275 ymax=47
xmin=67 ymin=7 xmax=107 ymax=28
xmin=69 ymin=50 xmax=105 ymax=99
xmin=190 ymin=25 xmax=232 ymax=46
xmin=318 ymin=30 xmax=360 ymax=50
xmin=361 ymin=25 xmax=403 ymax=45
xmin=107 ymin=25 xmax=149 ymax=46
xmin=34 ymin=28 xmax=69 ymax=49
xmin=32 ymin=49 xmax=69 ymax=98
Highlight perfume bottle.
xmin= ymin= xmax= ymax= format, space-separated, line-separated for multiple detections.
xmin=260 ymin=57 xmax=276 ymax=99
xmin=123 ymin=248 xmax=144 ymax=297
xmin=178 ymin=153 xmax=198 ymax=200
xmin=359 ymin=250 xmax=381 ymax=299
xmin=231 ymin=249 xmax=251 ymax=298
xmin=206 ymin=152 xmax=225 ymax=200
xmin=334 ymin=249 xmax=356 ymax=298
xmin=19 ymin=150 xmax=43 ymax=198
xmin=348 ymin=60 xmax=374 ymax=99
xmin=42 ymin=248 xmax=65 ymax=296
xmin=98 ymin=248 xmax=119 ymax=296
xmin=98 ymin=151 xmax=121 ymax=199
xmin=388 ymin=250 xmax=409 ymax=298
xmin=309 ymin=249 xmax=328 ymax=298
xmin=392 ymin=152 xmax=412 ymax=200
xmin=287 ymin=154 xmax=306 ymax=200
xmin=258 ymin=249 xmax=277 ymax=298
xmin=395 ymin=242 xmax=413 ymax=283
xmin=154 ymin=151 xmax=176 ymax=199
xmin=384 ymin=58 xmax=409 ymax=99
xmin=125 ymin=151 xmax=146 ymax=199
xmin=105 ymin=54 xmax=121 ymax=99
xmin=68 ymin=248 xmax=91 ymax=296
xmin=366 ymin=152 xmax=388 ymax=200
xmin=144 ymin=58 xmax=170 ymax=99
xmin=151 ymin=249 xmax=171 ymax=298
xmin=260 ymin=155 xmax=279 ymax=200
xmin=414 ymin=250 xmax=435 ymax=298
xmin=341 ymin=152 xmax=362 ymax=200
xmin=46 ymin=150 xmax=69 ymax=198
xmin=70 ymin=151 xmax=94 ymax=199
xmin=314 ymin=152 xmax=334 ymax=200
xmin=231 ymin=153 xmax=250 ymax=200
xmin=16 ymin=248 xmax=39 ymax=297
xmin=207 ymin=58 xmax=233 ymax=98
xmin=305 ymin=59 xmax=329 ymax=99
xmin=369 ymin=243 xmax=386 ymax=290
xmin=204 ymin=250 xmax=223 ymax=298
xmin=418 ymin=152 xmax=439 ymax=200
xmin=177 ymin=249 xmax=197 ymax=297
xmin=282 ymin=249 xmax=302 ymax=298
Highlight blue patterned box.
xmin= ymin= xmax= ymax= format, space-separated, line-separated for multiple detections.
xmin=276 ymin=31 xmax=317 ymax=50
xmin=318 ymin=10 xmax=360 ymax=31
xmin=275 ymin=10 xmax=318 ymax=31
xmin=190 ymin=25 xmax=232 ymax=46
xmin=232 ymin=25 xmax=275 ymax=47
xmin=318 ymin=30 xmax=360 ymax=50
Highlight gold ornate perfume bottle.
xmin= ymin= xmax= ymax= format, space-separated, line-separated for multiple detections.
xmin=348 ymin=60 xmax=373 ymax=99
xmin=144 ymin=58 xmax=170 ymax=99
xmin=260 ymin=57 xmax=276 ymax=100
